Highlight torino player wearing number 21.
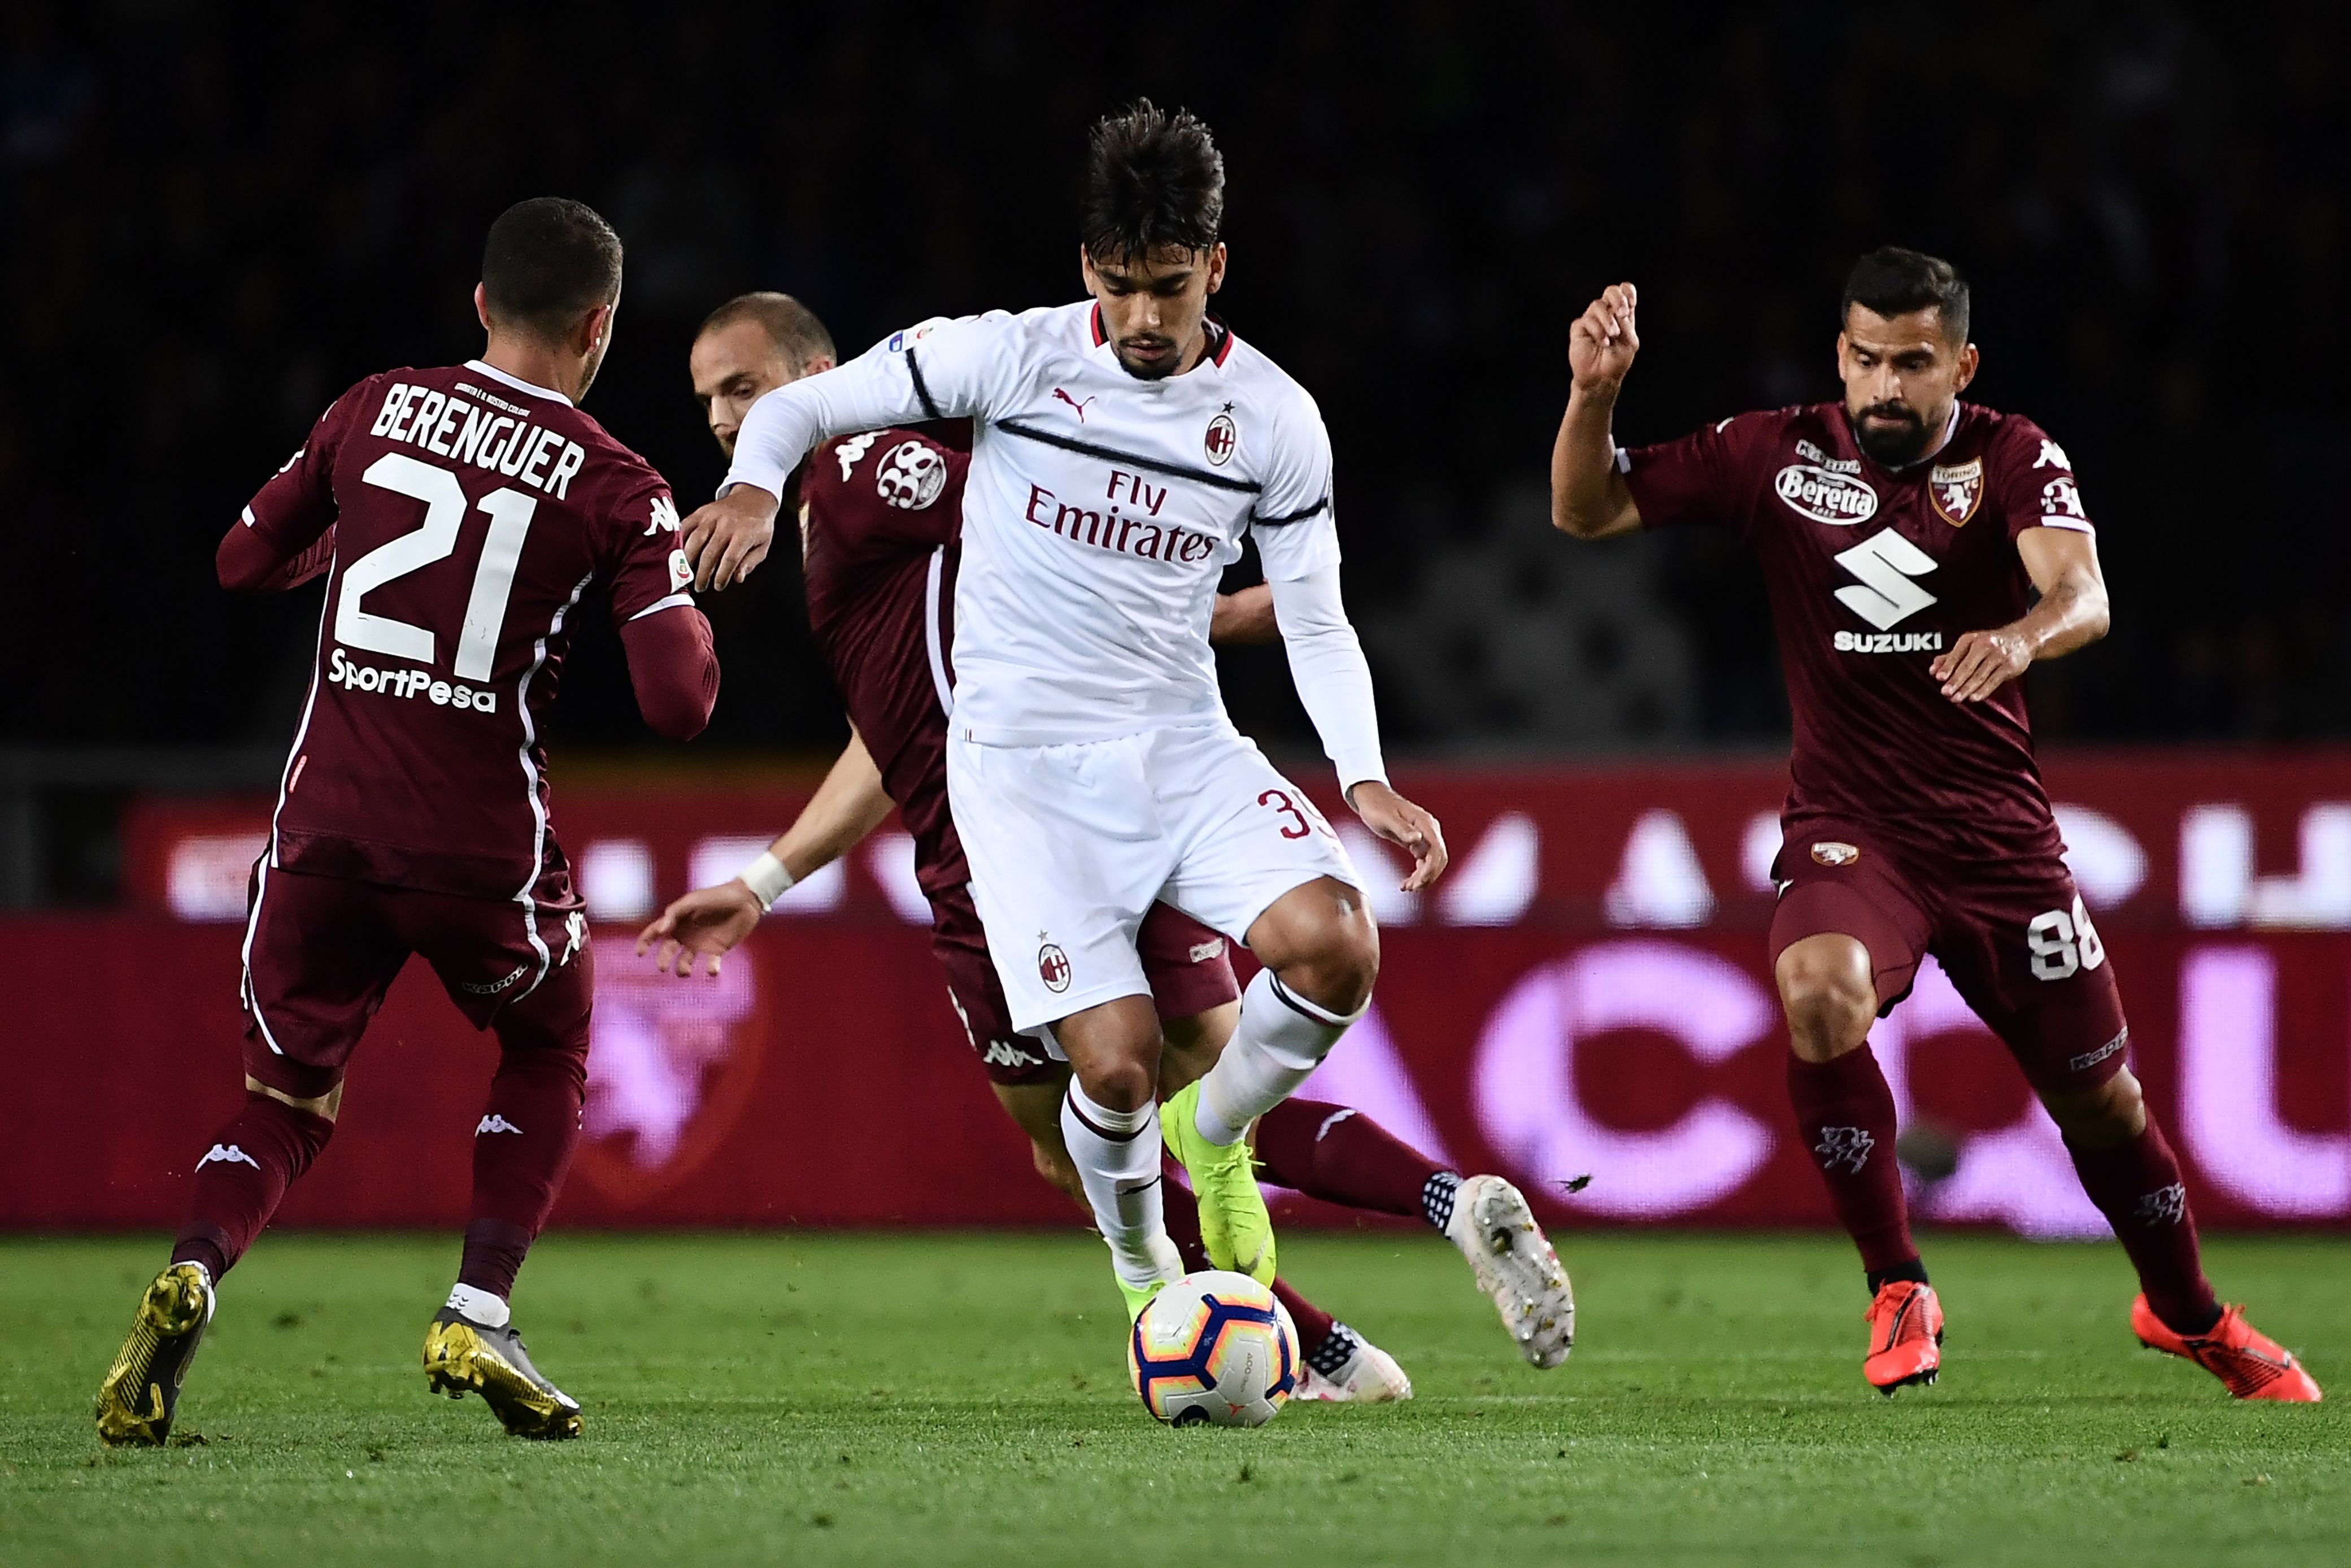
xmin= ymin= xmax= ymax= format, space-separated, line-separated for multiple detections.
xmin=1550 ymin=249 xmax=2318 ymax=1403
xmin=95 ymin=200 xmax=719 ymax=1447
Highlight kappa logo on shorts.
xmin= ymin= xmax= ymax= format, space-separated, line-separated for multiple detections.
xmin=197 ymin=1143 xmax=262 ymax=1171
xmin=2066 ymin=1026 xmax=2130 ymax=1075
xmin=476 ymin=1114 xmax=524 ymax=1136
xmin=460 ymin=962 xmax=530 ymax=996
xmin=1810 ymin=841 xmax=1861 ymax=867
xmin=982 ymin=1037 xmax=1046 ymax=1069
xmin=1037 ymin=942 xmax=1072 ymax=994
xmin=1188 ymin=937 xmax=1228 ymax=964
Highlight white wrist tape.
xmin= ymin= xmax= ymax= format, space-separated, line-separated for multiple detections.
xmin=739 ymin=851 xmax=795 ymax=912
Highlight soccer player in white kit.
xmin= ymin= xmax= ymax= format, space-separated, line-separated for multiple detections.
xmin=681 ymin=102 xmax=1450 ymax=1321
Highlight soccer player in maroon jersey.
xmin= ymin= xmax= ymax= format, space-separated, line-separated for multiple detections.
xmin=95 ymin=199 xmax=721 ymax=1447
xmin=633 ymin=293 xmax=1575 ymax=1395
xmin=1547 ymin=249 xmax=2319 ymax=1402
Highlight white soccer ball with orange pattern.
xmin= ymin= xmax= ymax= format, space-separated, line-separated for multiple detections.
xmin=1127 ymin=1270 xmax=1299 ymax=1427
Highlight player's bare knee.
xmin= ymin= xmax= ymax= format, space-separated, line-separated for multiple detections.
xmin=1775 ymin=941 xmax=1875 ymax=1062
xmin=1071 ymin=1052 xmax=1156 ymax=1114
xmin=2044 ymin=1066 xmax=2147 ymax=1149
xmin=1264 ymin=891 xmax=1379 ymax=1016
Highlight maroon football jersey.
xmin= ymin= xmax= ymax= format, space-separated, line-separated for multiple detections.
xmin=798 ymin=421 xmax=973 ymax=900
xmin=1622 ymin=400 xmax=2093 ymax=859
xmin=241 ymin=360 xmax=693 ymax=901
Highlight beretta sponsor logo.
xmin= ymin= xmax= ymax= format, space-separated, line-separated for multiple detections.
xmin=1774 ymin=463 xmax=1879 ymax=524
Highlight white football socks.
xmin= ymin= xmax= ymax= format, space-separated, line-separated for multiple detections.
xmin=1194 ymin=968 xmax=1364 ymax=1146
xmin=446 ymin=1282 xmax=511 ymax=1327
xmin=1061 ymin=1083 xmax=1181 ymax=1290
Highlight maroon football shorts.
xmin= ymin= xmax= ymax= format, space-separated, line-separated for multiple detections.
xmin=1767 ymin=817 xmax=2130 ymax=1095
xmin=930 ymin=891 xmax=1242 ymax=1087
xmin=239 ymin=860 xmax=594 ymax=1100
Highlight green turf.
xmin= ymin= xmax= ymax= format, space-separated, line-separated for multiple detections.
xmin=2 ymin=1231 xmax=2345 ymax=1566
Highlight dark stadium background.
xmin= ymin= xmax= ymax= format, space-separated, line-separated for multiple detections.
xmin=6 ymin=7 xmax=2345 ymax=900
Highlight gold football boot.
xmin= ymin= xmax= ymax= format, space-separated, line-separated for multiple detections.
xmin=423 ymin=1308 xmax=582 ymax=1439
xmin=95 ymin=1262 xmax=215 ymax=1447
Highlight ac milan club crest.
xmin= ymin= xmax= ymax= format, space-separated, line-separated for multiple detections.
xmin=1928 ymin=457 xmax=1983 ymax=525
xmin=1204 ymin=412 xmax=1238 ymax=467
xmin=1810 ymin=840 xmax=1861 ymax=867
xmin=1038 ymin=942 xmax=1072 ymax=993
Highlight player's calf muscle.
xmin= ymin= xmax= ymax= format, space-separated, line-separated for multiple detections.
xmin=1775 ymin=936 xmax=1875 ymax=1061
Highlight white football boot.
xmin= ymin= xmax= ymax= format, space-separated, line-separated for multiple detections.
xmin=1447 ymin=1174 xmax=1574 ymax=1368
xmin=1294 ymin=1324 xmax=1413 ymax=1403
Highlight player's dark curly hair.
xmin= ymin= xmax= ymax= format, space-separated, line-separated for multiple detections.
xmin=1842 ymin=247 xmax=1969 ymax=344
xmin=481 ymin=197 xmax=624 ymax=341
xmin=1081 ymin=99 xmax=1225 ymax=264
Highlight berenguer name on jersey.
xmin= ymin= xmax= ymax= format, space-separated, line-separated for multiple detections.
xmin=365 ymin=380 xmax=590 ymax=499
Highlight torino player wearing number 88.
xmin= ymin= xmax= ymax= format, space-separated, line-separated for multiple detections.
xmin=95 ymin=199 xmax=720 ymax=1448
xmin=1549 ymin=249 xmax=2319 ymax=1403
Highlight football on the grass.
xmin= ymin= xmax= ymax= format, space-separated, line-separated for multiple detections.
xmin=1127 ymin=1270 xmax=1299 ymax=1427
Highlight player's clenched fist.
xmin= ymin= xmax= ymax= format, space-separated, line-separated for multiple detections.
xmin=1347 ymin=780 xmax=1448 ymax=892
xmin=680 ymin=486 xmax=779 ymax=591
xmin=1569 ymin=282 xmax=1640 ymax=395
xmin=637 ymin=881 xmax=764 ymax=978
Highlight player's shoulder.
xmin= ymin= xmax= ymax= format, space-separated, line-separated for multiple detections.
xmin=1213 ymin=328 xmax=1325 ymax=443
xmin=1958 ymin=402 xmax=2072 ymax=472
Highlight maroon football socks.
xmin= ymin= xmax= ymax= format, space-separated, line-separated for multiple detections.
xmin=1251 ymin=1098 xmax=1448 ymax=1225
xmin=2066 ymin=1118 xmax=2221 ymax=1335
xmin=458 ymin=1033 xmax=589 ymax=1300
xmin=1786 ymin=1048 xmax=1921 ymax=1280
xmin=170 ymin=1093 xmax=337 ymax=1281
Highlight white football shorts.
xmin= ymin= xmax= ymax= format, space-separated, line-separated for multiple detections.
xmin=946 ymin=722 xmax=1364 ymax=1031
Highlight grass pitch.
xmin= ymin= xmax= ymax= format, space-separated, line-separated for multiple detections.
xmin=3 ymin=1231 xmax=2345 ymax=1567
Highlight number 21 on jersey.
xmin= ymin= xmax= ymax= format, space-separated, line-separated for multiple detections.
xmin=337 ymin=453 xmax=537 ymax=681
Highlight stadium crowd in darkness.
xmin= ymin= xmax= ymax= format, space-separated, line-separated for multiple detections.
xmin=3 ymin=3 xmax=2345 ymax=756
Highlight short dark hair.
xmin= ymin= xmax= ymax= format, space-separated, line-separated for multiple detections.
xmin=695 ymin=291 xmax=837 ymax=373
xmin=1841 ymin=246 xmax=1970 ymax=344
xmin=480 ymin=197 xmax=624 ymax=341
xmin=1081 ymin=99 xmax=1225 ymax=265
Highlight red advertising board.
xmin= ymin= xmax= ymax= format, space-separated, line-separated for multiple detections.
xmin=11 ymin=749 xmax=2349 ymax=1234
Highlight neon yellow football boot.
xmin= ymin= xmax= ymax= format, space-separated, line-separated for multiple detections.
xmin=1161 ymin=1081 xmax=1275 ymax=1283
xmin=1120 ymin=1274 xmax=1169 ymax=1324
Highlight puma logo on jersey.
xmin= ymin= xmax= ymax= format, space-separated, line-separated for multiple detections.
xmin=1052 ymin=387 xmax=1097 ymax=421
xmin=476 ymin=1114 xmax=525 ymax=1136
xmin=198 ymin=1143 xmax=262 ymax=1171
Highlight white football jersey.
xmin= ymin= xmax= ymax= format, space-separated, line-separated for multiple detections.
xmin=726 ymin=301 xmax=1342 ymax=747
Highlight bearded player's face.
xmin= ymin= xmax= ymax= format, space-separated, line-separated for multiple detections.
xmin=1082 ymin=243 xmax=1226 ymax=379
xmin=1836 ymin=304 xmax=1979 ymax=467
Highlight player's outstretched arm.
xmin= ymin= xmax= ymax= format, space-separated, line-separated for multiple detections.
xmin=685 ymin=321 xmax=996 ymax=591
xmin=1928 ymin=527 xmax=2111 ymax=704
xmin=1551 ymin=282 xmax=1645 ymax=541
xmin=635 ymin=731 xmax=896 ymax=977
